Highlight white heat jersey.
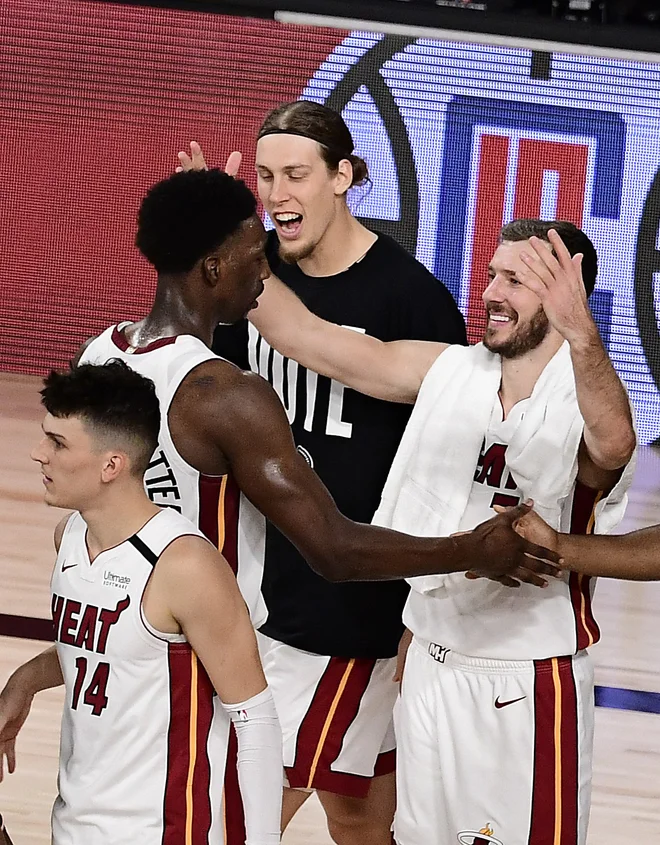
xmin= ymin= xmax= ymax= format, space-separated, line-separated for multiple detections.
xmin=51 ymin=508 xmax=229 ymax=845
xmin=80 ymin=323 xmax=266 ymax=627
xmin=404 ymin=399 xmax=602 ymax=660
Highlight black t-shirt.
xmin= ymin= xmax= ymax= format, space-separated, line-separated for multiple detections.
xmin=213 ymin=230 xmax=467 ymax=658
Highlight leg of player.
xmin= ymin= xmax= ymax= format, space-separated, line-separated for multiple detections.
xmin=0 ymin=813 xmax=14 ymax=845
xmin=318 ymin=772 xmax=396 ymax=845
xmin=282 ymin=787 xmax=312 ymax=830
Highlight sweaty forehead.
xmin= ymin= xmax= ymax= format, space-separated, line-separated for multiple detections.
xmin=232 ymin=215 xmax=267 ymax=252
xmin=256 ymin=133 xmax=322 ymax=168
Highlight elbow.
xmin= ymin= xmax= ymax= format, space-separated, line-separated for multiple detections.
xmin=305 ymin=543 xmax=359 ymax=583
xmin=595 ymin=430 xmax=637 ymax=471
xmin=307 ymin=556 xmax=355 ymax=584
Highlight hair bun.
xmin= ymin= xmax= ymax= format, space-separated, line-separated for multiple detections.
xmin=350 ymin=155 xmax=369 ymax=188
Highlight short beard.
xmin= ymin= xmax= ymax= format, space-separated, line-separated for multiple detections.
xmin=483 ymin=306 xmax=550 ymax=359
xmin=278 ymin=238 xmax=317 ymax=265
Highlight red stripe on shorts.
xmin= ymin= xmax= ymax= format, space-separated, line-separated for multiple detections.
xmin=191 ymin=662 xmax=214 ymax=845
xmin=559 ymin=658 xmax=579 ymax=843
xmin=163 ymin=644 xmax=192 ymax=845
xmin=286 ymin=657 xmax=379 ymax=798
xmin=528 ymin=657 xmax=580 ymax=844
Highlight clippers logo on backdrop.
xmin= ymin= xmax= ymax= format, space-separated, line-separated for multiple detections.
xmin=300 ymin=39 xmax=625 ymax=346
xmin=435 ymin=97 xmax=626 ymax=343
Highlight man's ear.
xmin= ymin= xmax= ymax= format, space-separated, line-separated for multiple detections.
xmin=100 ymin=451 xmax=128 ymax=484
xmin=334 ymin=158 xmax=353 ymax=197
xmin=203 ymin=255 xmax=220 ymax=285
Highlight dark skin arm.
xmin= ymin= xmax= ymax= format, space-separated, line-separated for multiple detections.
xmin=170 ymin=359 xmax=560 ymax=584
xmin=514 ymin=507 xmax=660 ymax=581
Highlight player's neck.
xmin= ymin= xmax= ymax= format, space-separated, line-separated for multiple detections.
xmin=499 ymin=331 xmax=565 ymax=417
xmin=80 ymin=489 xmax=161 ymax=563
xmin=136 ymin=279 xmax=216 ymax=348
xmin=296 ymin=211 xmax=377 ymax=278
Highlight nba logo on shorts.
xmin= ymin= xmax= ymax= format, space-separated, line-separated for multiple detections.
xmin=457 ymin=822 xmax=504 ymax=844
xmin=434 ymin=96 xmax=626 ymax=342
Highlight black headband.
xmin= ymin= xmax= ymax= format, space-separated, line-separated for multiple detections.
xmin=257 ymin=127 xmax=354 ymax=160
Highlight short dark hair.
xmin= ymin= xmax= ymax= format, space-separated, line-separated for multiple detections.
xmin=41 ymin=362 xmax=160 ymax=476
xmin=499 ymin=219 xmax=598 ymax=297
xmin=258 ymin=101 xmax=369 ymax=189
xmin=136 ymin=169 xmax=257 ymax=274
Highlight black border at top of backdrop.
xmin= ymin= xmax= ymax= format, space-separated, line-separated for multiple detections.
xmin=89 ymin=0 xmax=660 ymax=56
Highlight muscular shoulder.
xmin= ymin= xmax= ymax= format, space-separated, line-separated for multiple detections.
xmin=176 ymin=357 xmax=274 ymax=409
xmin=157 ymin=534 xmax=240 ymax=600
xmin=173 ymin=357 xmax=285 ymax=449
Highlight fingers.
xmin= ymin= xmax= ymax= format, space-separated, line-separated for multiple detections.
xmin=177 ymin=142 xmax=208 ymax=173
xmin=190 ymin=141 xmax=207 ymax=170
xmin=529 ymin=234 xmax=564 ymax=276
xmin=177 ymin=150 xmax=193 ymax=172
xmin=547 ymin=228 xmax=573 ymax=271
xmin=224 ymin=150 xmax=242 ymax=176
xmin=521 ymin=538 xmax=563 ymax=566
xmin=497 ymin=574 xmax=521 ymax=588
xmin=512 ymin=567 xmax=548 ymax=588
xmin=498 ymin=501 xmax=532 ymax=524
xmin=7 ymin=742 xmax=15 ymax=774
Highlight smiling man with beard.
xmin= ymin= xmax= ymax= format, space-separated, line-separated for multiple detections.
xmin=248 ymin=218 xmax=637 ymax=845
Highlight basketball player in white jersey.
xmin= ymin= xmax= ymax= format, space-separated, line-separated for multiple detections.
xmin=0 ymin=362 xmax=282 ymax=844
xmin=248 ymin=220 xmax=637 ymax=844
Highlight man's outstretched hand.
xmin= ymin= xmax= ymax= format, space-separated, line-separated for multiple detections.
xmin=176 ymin=141 xmax=242 ymax=177
xmin=464 ymin=501 xmax=563 ymax=588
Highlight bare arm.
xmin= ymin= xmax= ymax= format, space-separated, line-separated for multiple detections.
xmin=178 ymin=362 xmax=560 ymax=585
xmin=0 ymin=645 xmax=63 ymax=781
xmin=250 ymin=274 xmax=446 ymax=403
xmin=514 ymin=508 xmax=660 ymax=581
xmin=152 ymin=537 xmax=281 ymax=843
xmin=520 ymin=230 xmax=635 ymax=484
xmin=0 ymin=514 xmax=71 ymax=779
xmin=156 ymin=536 xmax=267 ymax=703
xmin=560 ymin=529 xmax=660 ymax=580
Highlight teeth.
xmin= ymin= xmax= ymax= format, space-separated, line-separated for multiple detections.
xmin=490 ymin=315 xmax=510 ymax=323
xmin=275 ymin=213 xmax=302 ymax=222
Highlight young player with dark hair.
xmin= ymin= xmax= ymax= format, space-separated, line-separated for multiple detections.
xmin=0 ymin=362 xmax=283 ymax=845
xmin=181 ymin=99 xmax=469 ymax=842
xmin=248 ymin=221 xmax=636 ymax=845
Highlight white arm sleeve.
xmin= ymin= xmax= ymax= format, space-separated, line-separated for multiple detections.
xmin=221 ymin=687 xmax=283 ymax=845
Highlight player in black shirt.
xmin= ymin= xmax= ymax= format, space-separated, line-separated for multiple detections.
xmin=187 ymin=102 xmax=467 ymax=843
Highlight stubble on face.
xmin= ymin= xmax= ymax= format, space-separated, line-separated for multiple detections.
xmin=277 ymin=237 xmax=318 ymax=265
xmin=483 ymin=304 xmax=550 ymax=359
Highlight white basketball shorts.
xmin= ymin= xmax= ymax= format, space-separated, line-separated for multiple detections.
xmin=394 ymin=637 xmax=594 ymax=845
xmin=259 ymin=634 xmax=397 ymax=798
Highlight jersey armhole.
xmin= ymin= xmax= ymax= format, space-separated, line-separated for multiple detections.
xmin=137 ymin=531 xmax=208 ymax=644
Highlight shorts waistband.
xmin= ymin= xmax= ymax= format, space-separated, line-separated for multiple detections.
xmin=412 ymin=636 xmax=583 ymax=675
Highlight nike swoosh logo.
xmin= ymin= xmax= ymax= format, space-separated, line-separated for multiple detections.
xmin=62 ymin=563 xmax=78 ymax=572
xmin=494 ymin=695 xmax=526 ymax=709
